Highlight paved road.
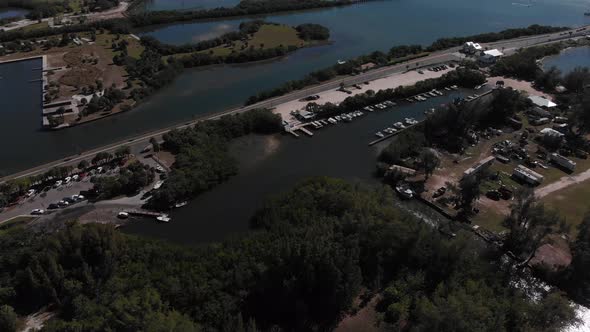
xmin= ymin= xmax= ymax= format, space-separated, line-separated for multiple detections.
xmin=1 ymin=25 xmax=589 ymax=183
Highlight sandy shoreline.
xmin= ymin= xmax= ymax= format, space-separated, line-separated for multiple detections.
xmin=273 ymin=68 xmax=454 ymax=122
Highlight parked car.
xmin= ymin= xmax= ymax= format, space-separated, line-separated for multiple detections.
xmin=57 ymin=200 xmax=69 ymax=208
xmin=30 ymin=209 xmax=45 ymax=215
xmin=48 ymin=203 xmax=59 ymax=210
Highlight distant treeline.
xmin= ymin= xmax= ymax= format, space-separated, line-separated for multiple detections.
xmin=171 ymin=45 xmax=299 ymax=67
xmin=245 ymin=24 xmax=569 ymax=104
xmin=128 ymin=0 xmax=366 ymax=27
xmin=0 ymin=19 xmax=131 ymax=43
xmin=427 ymin=24 xmax=568 ymax=51
xmin=0 ymin=0 xmax=120 ymax=19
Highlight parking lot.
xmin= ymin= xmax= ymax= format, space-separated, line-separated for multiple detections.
xmin=0 ymin=179 xmax=94 ymax=222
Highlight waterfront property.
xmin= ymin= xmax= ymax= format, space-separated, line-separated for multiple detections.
xmin=529 ymin=95 xmax=557 ymax=108
xmin=463 ymin=41 xmax=483 ymax=54
xmin=479 ymin=49 xmax=504 ymax=64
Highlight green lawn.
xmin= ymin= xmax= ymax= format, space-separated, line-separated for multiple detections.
xmin=175 ymin=24 xmax=306 ymax=59
xmin=543 ymin=179 xmax=590 ymax=235
xmin=91 ymin=32 xmax=144 ymax=59
xmin=19 ymin=21 xmax=49 ymax=32
xmin=472 ymin=209 xmax=508 ymax=233
xmin=0 ymin=215 xmax=37 ymax=229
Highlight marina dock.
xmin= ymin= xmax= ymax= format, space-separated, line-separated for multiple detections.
xmin=368 ymin=122 xmax=420 ymax=146
xmin=298 ymin=126 xmax=314 ymax=137
xmin=125 ymin=210 xmax=161 ymax=217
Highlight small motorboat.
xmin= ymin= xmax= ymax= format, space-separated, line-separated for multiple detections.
xmin=174 ymin=201 xmax=188 ymax=208
xmin=156 ymin=214 xmax=171 ymax=223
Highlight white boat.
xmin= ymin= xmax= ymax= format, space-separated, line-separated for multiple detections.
xmin=156 ymin=214 xmax=171 ymax=223
xmin=393 ymin=122 xmax=405 ymax=130
xmin=174 ymin=201 xmax=188 ymax=208
xmin=337 ymin=59 xmax=347 ymax=65
xmin=396 ymin=186 xmax=414 ymax=199
xmin=375 ymin=131 xmax=384 ymax=138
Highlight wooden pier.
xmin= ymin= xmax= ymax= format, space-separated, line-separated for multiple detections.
xmin=368 ymin=122 xmax=420 ymax=146
xmin=298 ymin=126 xmax=314 ymax=137
xmin=125 ymin=210 xmax=161 ymax=218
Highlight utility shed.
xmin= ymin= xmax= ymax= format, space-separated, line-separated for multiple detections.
xmin=529 ymin=95 xmax=557 ymax=108
xmin=388 ymin=165 xmax=417 ymax=176
xmin=463 ymin=156 xmax=495 ymax=178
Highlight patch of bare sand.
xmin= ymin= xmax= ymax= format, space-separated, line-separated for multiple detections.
xmin=487 ymin=76 xmax=554 ymax=100
xmin=274 ymin=68 xmax=454 ymax=122
xmin=529 ymin=234 xmax=572 ymax=271
xmin=334 ymin=295 xmax=384 ymax=332
xmin=22 ymin=308 xmax=55 ymax=332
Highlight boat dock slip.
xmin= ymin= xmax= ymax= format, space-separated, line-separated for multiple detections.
xmin=368 ymin=122 xmax=420 ymax=146
xmin=125 ymin=210 xmax=161 ymax=217
xmin=298 ymin=127 xmax=314 ymax=137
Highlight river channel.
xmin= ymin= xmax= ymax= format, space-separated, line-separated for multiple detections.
xmin=122 ymin=91 xmax=465 ymax=244
xmin=1 ymin=0 xmax=589 ymax=174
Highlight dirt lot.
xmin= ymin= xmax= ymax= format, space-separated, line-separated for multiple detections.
xmin=1 ymin=32 xmax=141 ymax=100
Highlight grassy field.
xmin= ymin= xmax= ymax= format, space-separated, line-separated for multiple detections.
xmin=88 ymin=32 xmax=144 ymax=59
xmin=472 ymin=208 xmax=508 ymax=233
xmin=19 ymin=21 xmax=49 ymax=32
xmin=174 ymin=24 xmax=306 ymax=58
xmin=543 ymin=178 xmax=590 ymax=234
xmin=0 ymin=215 xmax=36 ymax=228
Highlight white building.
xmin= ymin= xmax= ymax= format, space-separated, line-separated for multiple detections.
xmin=463 ymin=41 xmax=483 ymax=54
xmin=479 ymin=49 xmax=504 ymax=64
xmin=529 ymin=95 xmax=557 ymax=108
xmin=540 ymin=127 xmax=565 ymax=139
xmin=550 ymin=153 xmax=576 ymax=171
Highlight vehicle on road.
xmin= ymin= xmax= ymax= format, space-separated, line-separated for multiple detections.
xmin=30 ymin=209 xmax=45 ymax=215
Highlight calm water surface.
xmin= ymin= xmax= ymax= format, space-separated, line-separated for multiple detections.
xmin=2 ymin=0 xmax=589 ymax=174
xmin=137 ymin=0 xmax=240 ymax=11
xmin=0 ymin=58 xmax=42 ymax=177
xmin=0 ymin=8 xmax=29 ymax=19
xmin=543 ymin=46 xmax=590 ymax=73
xmin=123 ymin=91 xmax=465 ymax=244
